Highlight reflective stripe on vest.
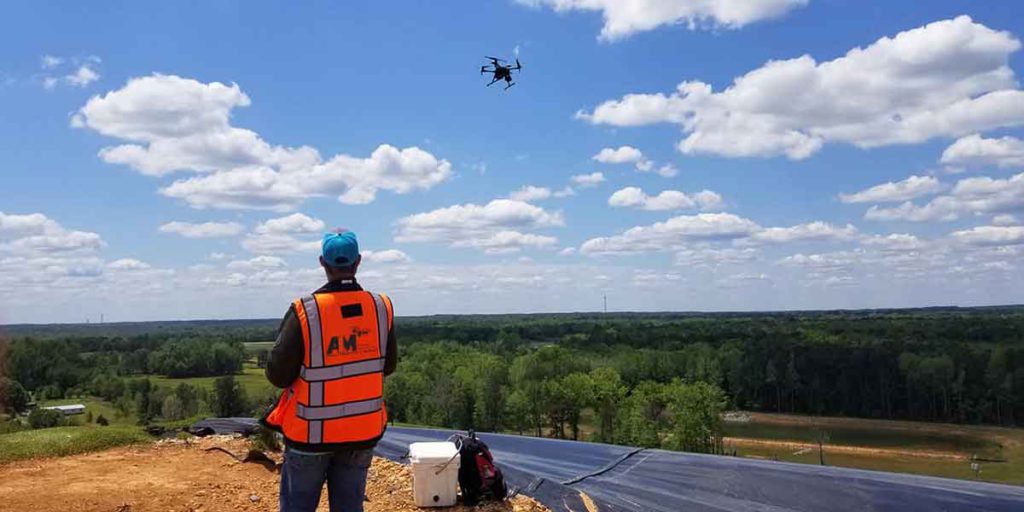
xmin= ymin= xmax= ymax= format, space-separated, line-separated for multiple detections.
xmin=371 ymin=292 xmax=389 ymax=359
xmin=297 ymin=397 xmax=383 ymax=420
xmin=298 ymin=295 xmax=326 ymax=443
xmin=301 ymin=357 xmax=385 ymax=382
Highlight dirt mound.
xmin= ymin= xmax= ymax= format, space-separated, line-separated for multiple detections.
xmin=0 ymin=436 xmax=548 ymax=512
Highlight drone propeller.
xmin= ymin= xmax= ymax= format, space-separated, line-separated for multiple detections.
xmin=485 ymin=56 xmax=506 ymax=63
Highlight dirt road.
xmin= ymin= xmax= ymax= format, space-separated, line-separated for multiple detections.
xmin=0 ymin=436 xmax=547 ymax=512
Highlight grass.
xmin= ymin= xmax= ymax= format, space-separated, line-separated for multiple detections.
xmin=38 ymin=397 xmax=135 ymax=426
xmin=136 ymin=365 xmax=274 ymax=397
xmin=244 ymin=341 xmax=275 ymax=355
xmin=0 ymin=425 xmax=151 ymax=464
xmin=722 ymin=412 xmax=1024 ymax=485
xmin=723 ymin=420 xmax=999 ymax=456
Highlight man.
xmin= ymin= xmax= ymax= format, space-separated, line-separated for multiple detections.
xmin=262 ymin=229 xmax=397 ymax=512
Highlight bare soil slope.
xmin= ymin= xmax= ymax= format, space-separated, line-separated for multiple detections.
xmin=0 ymin=436 xmax=548 ymax=512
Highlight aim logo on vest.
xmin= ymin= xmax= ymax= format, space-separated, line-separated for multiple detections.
xmin=326 ymin=327 xmax=371 ymax=356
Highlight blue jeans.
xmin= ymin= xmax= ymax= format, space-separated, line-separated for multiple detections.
xmin=280 ymin=447 xmax=374 ymax=512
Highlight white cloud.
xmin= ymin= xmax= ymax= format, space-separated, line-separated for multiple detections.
xmin=41 ymin=55 xmax=63 ymax=69
xmin=993 ymin=214 xmax=1019 ymax=226
xmin=0 ymin=211 xmax=104 ymax=254
xmin=158 ymin=220 xmax=244 ymax=238
xmin=940 ymin=134 xmax=1024 ymax=169
xmin=608 ymin=186 xmax=723 ymax=211
xmin=395 ymin=199 xmax=563 ymax=253
xmin=516 ymin=0 xmax=807 ymax=41
xmin=456 ymin=231 xmax=559 ymax=254
xmin=226 ymin=255 xmax=288 ymax=271
xmin=66 ymin=65 xmax=100 ymax=87
xmin=865 ymin=172 xmax=1024 ymax=222
xmin=860 ymin=233 xmax=926 ymax=252
xmin=583 ymin=215 xmax=863 ymax=256
xmin=652 ymin=164 xmax=679 ymax=178
xmin=592 ymin=145 xmax=667 ymax=174
xmin=750 ymin=221 xmax=859 ymax=244
xmin=362 ymin=249 xmax=411 ymax=264
xmin=74 ymin=74 xmax=451 ymax=209
xmin=241 ymin=213 xmax=325 ymax=255
xmin=553 ymin=186 xmax=577 ymax=198
xmin=580 ymin=212 xmax=760 ymax=254
xmin=593 ymin=146 xmax=644 ymax=164
xmin=717 ymin=272 xmax=774 ymax=288
xmin=838 ymin=175 xmax=945 ymax=204
xmin=509 ymin=185 xmax=553 ymax=202
xmin=578 ymin=16 xmax=1024 ymax=159
xmin=106 ymin=258 xmax=151 ymax=271
xmin=253 ymin=213 xmax=324 ymax=234
xmin=777 ymin=251 xmax=860 ymax=270
xmin=41 ymin=55 xmax=100 ymax=89
xmin=0 ymin=212 xmax=60 ymax=236
xmin=571 ymin=172 xmax=605 ymax=187
xmin=950 ymin=226 xmax=1024 ymax=246
xmin=674 ymin=247 xmax=759 ymax=267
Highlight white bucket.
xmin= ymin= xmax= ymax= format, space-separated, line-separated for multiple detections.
xmin=409 ymin=441 xmax=461 ymax=507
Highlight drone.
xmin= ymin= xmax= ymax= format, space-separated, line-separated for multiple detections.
xmin=481 ymin=56 xmax=521 ymax=90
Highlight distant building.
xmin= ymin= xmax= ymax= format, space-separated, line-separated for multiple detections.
xmin=42 ymin=404 xmax=86 ymax=416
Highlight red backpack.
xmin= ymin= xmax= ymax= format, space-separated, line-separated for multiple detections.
xmin=456 ymin=431 xmax=508 ymax=505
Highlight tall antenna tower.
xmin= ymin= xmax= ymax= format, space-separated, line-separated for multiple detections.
xmin=603 ymin=294 xmax=607 ymax=314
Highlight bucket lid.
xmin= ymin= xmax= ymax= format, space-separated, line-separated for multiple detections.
xmin=409 ymin=441 xmax=459 ymax=464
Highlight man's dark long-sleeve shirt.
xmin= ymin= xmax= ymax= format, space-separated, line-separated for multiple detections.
xmin=265 ymin=279 xmax=397 ymax=389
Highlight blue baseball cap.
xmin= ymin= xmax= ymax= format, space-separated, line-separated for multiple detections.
xmin=321 ymin=230 xmax=360 ymax=268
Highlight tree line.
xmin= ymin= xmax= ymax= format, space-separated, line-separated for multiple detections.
xmin=384 ymin=343 xmax=727 ymax=452
xmin=0 ymin=334 xmax=253 ymax=429
xmin=3 ymin=308 xmax=1023 ymax=449
xmin=390 ymin=309 xmax=1024 ymax=426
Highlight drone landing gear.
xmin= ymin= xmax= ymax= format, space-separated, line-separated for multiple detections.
xmin=504 ymin=82 xmax=515 ymax=90
xmin=486 ymin=77 xmax=500 ymax=87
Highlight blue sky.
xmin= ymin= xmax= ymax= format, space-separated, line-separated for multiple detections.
xmin=2 ymin=1 xmax=1024 ymax=323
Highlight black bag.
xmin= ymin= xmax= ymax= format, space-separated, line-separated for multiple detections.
xmin=456 ymin=430 xmax=508 ymax=505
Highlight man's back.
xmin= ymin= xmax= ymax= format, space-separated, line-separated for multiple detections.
xmin=260 ymin=230 xmax=397 ymax=512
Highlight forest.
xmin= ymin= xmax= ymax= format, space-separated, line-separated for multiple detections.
xmin=1 ymin=306 xmax=1023 ymax=454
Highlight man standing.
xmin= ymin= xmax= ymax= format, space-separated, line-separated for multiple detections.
xmin=262 ymin=230 xmax=397 ymax=512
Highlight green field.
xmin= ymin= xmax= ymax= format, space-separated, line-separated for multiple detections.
xmin=724 ymin=419 xmax=999 ymax=456
xmin=244 ymin=341 xmax=274 ymax=355
xmin=722 ymin=413 xmax=1024 ymax=485
xmin=0 ymin=426 xmax=151 ymax=464
xmin=136 ymin=365 xmax=275 ymax=397
xmin=37 ymin=397 xmax=136 ymax=426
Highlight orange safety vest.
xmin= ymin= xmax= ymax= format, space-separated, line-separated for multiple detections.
xmin=263 ymin=290 xmax=393 ymax=446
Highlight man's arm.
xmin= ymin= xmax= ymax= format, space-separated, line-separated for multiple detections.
xmin=383 ymin=326 xmax=397 ymax=376
xmin=266 ymin=305 xmax=304 ymax=388
xmin=383 ymin=295 xmax=397 ymax=376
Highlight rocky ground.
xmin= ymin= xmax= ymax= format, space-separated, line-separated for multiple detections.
xmin=0 ymin=435 xmax=549 ymax=512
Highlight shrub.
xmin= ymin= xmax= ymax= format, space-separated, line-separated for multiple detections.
xmin=213 ymin=375 xmax=247 ymax=417
xmin=0 ymin=378 xmax=30 ymax=415
xmin=161 ymin=395 xmax=185 ymax=421
xmin=28 ymin=408 xmax=66 ymax=429
xmin=96 ymin=414 xmax=109 ymax=426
